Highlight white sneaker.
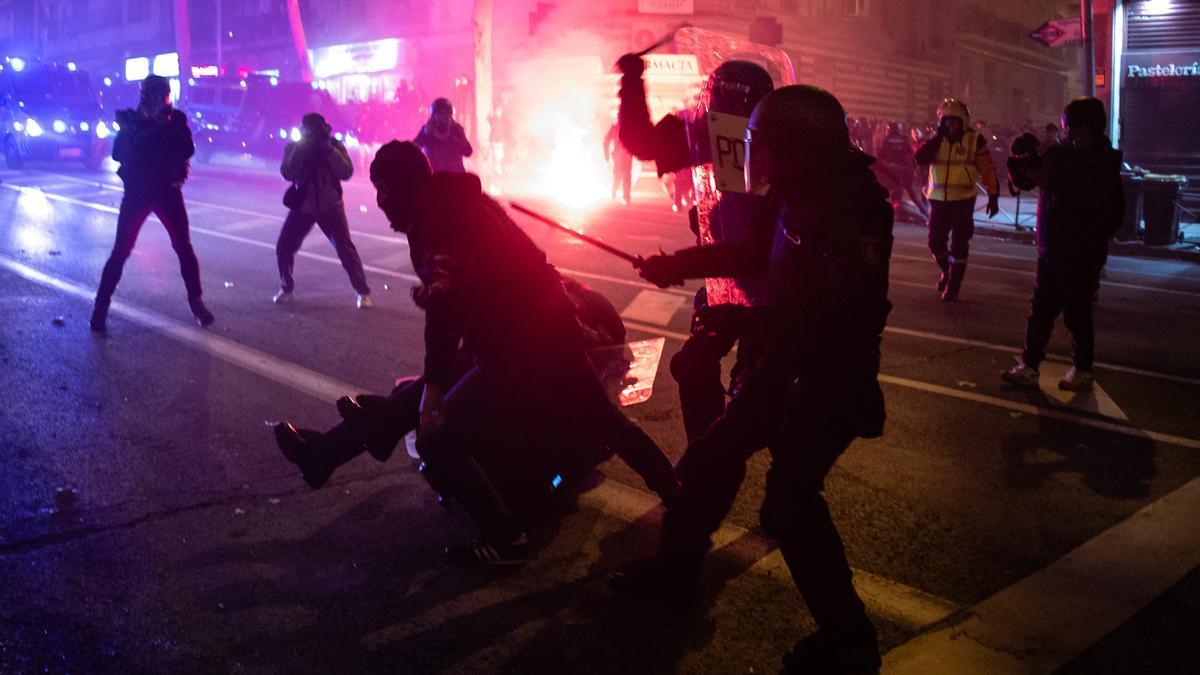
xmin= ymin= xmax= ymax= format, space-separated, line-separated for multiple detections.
xmin=1058 ymin=367 xmax=1094 ymax=391
xmin=272 ymin=289 xmax=294 ymax=304
xmin=356 ymin=294 xmax=373 ymax=309
xmin=1001 ymin=362 xmax=1039 ymax=386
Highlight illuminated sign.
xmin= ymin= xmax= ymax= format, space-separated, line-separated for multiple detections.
xmin=1126 ymin=62 xmax=1200 ymax=77
xmin=309 ymin=38 xmax=405 ymax=78
xmin=153 ymin=52 xmax=179 ymax=78
xmin=643 ymin=54 xmax=700 ymax=77
xmin=191 ymin=65 xmax=220 ymax=78
xmin=125 ymin=56 xmax=150 ymax=81
xmin=638 ymin=0 xmax=694 ymax=14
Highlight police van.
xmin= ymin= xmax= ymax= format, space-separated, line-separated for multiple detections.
xmin=1 ymin=57 xmax=111 ymax=170
xmin=186 ymin=75 xmax=356 ymax=163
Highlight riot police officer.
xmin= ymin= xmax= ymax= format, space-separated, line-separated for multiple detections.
xmin=612 ymin=85 xmax=893 ymax=674
xmin=616 ymin=53 xmax=775 ymax=442
xmin=91 ymin=75 xmax=212 ymax=331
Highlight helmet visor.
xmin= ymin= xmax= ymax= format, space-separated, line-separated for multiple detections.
xmin=743 ymin=125 xmax=772 ymax=193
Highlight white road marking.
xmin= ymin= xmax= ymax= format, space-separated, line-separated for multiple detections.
xmin=1033 ymin=359 xmax=1128 ymax=421
xmin=219 ymin=217 xmax=277 ymax=233
xmin=619 ymin=289 xmax=686 ymax=327
xmin=891 ymin=252 xmax=1200 ymax=299
xmin=883 ymin=474 xmax=1200 ymax=674
xmin=2 ymin=254 xmax=958 ymax=643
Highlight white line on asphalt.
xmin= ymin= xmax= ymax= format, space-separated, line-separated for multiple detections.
xmin=891 ymin=252 xmax=1200 ymax=299
xmin=1 ymin=253 xmax=958 ymax=639
xmin=620 ymin=289 xmax=687 ymax=327
xmin=883 ymin=474 xmax=1200 ymax=674
xmin=876 ymin=374 xmax=1200 ymax=450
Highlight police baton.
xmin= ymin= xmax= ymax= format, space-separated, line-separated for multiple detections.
xmin=631 ymin=23 xmax=687 ymax=58
xmin=508 ymin=202 xmax=640 ymax=264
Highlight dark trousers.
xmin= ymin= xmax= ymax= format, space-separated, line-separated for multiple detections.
xmin=96 ymin=187 xmax=203 ymax=303
xmin=1023 ymin=257 xmax=1101 ymax=371
xmin=662 ymin=361 xmax=869 ymax=634
xmin=671 ymin=327 xmax=739 ymax=442
xmin=927 ymin=198 xmax=976 ymax=264
xmin=276 ymin=206 xmax=370 ymax=295
xmin=612 ymin=157 xmax=633 ymax=202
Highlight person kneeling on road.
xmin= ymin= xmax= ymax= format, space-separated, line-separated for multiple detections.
xmin=1001 ymin=97 xmax=1124 ymax=392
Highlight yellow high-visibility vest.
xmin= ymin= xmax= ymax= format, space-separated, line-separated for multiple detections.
xmin=928 ymin=131 xmax=983 ymax=202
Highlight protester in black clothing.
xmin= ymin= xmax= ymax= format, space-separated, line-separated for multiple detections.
xmin=414 ymin=98 xmax=473 ymax=173
xmin=91 ymin=75 xmax=211 ymax=332
xmin=1002 ymin=97 xmax=1124 ymax=392
xmin=273 ymin=113 xmax=371 ymax=308
xmin=603 ymin=122 xmax=634 ymax=204
xmin=611 ymin=85 xmax=892 ymax=675
xmin=364 ymin=141 xmax=678 ymax=564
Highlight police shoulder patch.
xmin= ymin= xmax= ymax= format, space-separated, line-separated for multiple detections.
xmin=859 ymin=236 xmax=881 ymax=266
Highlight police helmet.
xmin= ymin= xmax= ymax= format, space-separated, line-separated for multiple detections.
xmin=936 ymin=98 xmax=971 ymax=127
xmin=703 ymin=60 xmax=774 ymax=117
xmin=1062 ymin=96 xmax=1106 ymax=133
xmin=744 ymin=84 xmax=850 ymax=191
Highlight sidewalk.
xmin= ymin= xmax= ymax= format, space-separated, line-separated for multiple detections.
xmin=963 ymin=194 xmax=1200 ymax=263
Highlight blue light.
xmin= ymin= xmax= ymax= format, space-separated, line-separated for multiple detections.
xmin=550 ymin=474 xmax=563 ymax=489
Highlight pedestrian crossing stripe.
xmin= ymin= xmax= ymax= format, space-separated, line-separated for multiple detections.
xmin=1033 ymin=359 xmax=1129 ymax=421
xmin=620 ymin=289 xmax=686 ymax=327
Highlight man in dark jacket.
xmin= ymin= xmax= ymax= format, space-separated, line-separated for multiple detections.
xmin=91 ymin=75 xmax=212 ymax=331
xmin=1002 ymin=97 xmax=1124 ymax=392
xmin=612 ymin=85 xmax=893 ymax=674
xmin=367 ymin=141 xmax=679 ymax=564
xmin=274 ymin=112 xmax=371 ymax=308
xmin=414 ymin=98 xmax=473 ymax=173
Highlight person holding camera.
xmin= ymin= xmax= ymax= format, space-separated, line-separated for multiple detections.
xmin=1001 ymin=97 xmax=1124 ymax=392
xmin=915 ymin=98 xmax=1000 ymax=301
xmin=414 ymin=98 xmax=473 ymax=173
xmin=91 ymin=75 xmax=213 ymax=332
xmin=274 ymin=113 xmax=371 ymax=308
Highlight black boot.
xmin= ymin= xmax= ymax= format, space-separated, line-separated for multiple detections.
xmin=933 ymin=255 xmax=951 ymax=293
xmin=90 ymin=297 xmax=110 ymax=333
xmin=336 ymin=395 xmax=396 ymax=462
xmin=189 ymin=298 xmax=215 ymax=327
xmin=782 ymin=622 xmax=881 ymax=674
xmin=941 ymin=262 xmax=967 ymax=301
xmin=274 ymin=422 xmax=334 ymax=489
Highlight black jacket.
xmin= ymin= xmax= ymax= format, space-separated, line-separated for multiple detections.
xmin=1010 ymin=139 xmax=1124 ymax=269
xmin=405 ymin=173 xmax=573 ymax=388
xmin=112 ymin=107 xmax=194 ymax=190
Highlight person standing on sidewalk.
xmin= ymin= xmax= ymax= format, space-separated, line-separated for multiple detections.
xmin=1001 ymin=97 xmax=1124 ymax=392
xmin=91 ymin=75 xmax=212 ymax=332
xmin=915 ymin=98 xmax=1000 ymax=301
xmin=273 ymin=113 xmax=372 ymax=309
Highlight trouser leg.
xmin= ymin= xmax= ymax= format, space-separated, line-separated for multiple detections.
xmin=1022 ymin=258 xmax=1064 ymax=369
xmin=153 ymin=188 xmax=203 ymax=301
xmin=1061 ymin=268 xmax=1101 ymax=371
xmin=96 ymin=194 xmax=154 ymax=303
xmin=416 ymin=368 xmax=523 ymax=544
xmin=671 ymin=327 xmax=739 ymax=442
xmin=276 ymin=210 xmax=315 ymax=292
xmin=927 ymin=201 xmax=952 ymax=281
xmin=762 ymin=388 xmax=867 ymax=633
xmin=661 ymin=366 xmax=787 ymax=575
xmin=316 ymin=207 xmax=371 ymax=295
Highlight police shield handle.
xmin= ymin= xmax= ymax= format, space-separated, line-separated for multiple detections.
xmin=707 ymin=112 xmax=765 ymax=195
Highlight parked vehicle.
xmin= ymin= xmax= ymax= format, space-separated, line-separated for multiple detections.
xmin=1 ymin=58 xmax=110 ymax=170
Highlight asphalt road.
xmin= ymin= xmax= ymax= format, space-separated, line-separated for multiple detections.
xmin=2 ymin=156 xmax=1199 ymax=674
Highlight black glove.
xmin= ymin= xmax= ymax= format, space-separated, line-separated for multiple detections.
xmin=634 ymin=254 xmax=684 ymax=288
xmin=986 ymin=194 xmax=1000 ymax=218
xmin=616 ymin=53 xmax=646 ymax=78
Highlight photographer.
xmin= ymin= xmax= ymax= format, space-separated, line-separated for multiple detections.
xmin=274 ymin=113 xmax=371 ymax=308
xmin=1002 ymin=97 xmax=1124 ymax=392
xmin=91 ymin=75 xmax=213 ymax=332
xmin=414 ymin=98 xmax=473 ymax=173
xmin=915 ymin=98 xmax=1000 ymax=301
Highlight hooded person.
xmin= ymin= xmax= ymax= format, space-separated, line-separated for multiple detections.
xmin=413 ymin=97 xmax=473 ymax=173
xmin=360 ymin=141 xmax=678 ymax=564
xmin=91 ymin=74 xmax=213 ymax=331
xmin=1002 ymin=97 xmax=1124 ymax=392
xmin=612 ymin=85 xmax=893 ymax=675
xmin=274 ymin=111 xmax=371 ymax=308
xmin=914 ymin=98 xmax=1000 ymax=301
xmin=615 ymin=53 xmax=776 ymax=443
